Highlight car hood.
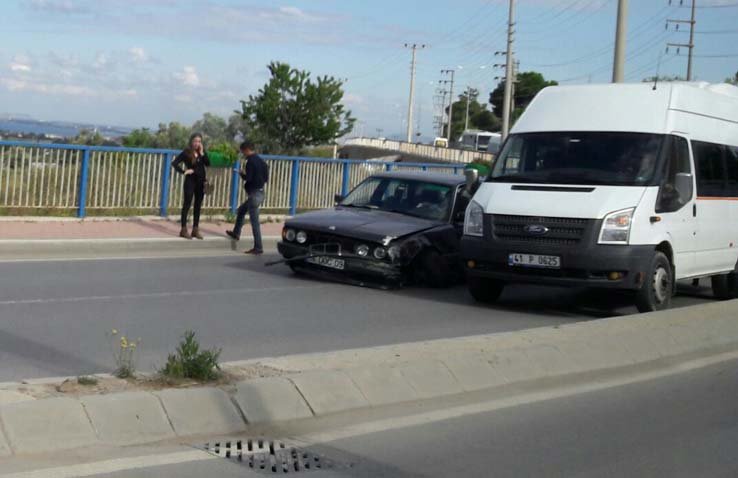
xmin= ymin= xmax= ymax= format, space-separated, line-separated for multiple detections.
xmin=286 ymin=207 xmax=442 ymax=244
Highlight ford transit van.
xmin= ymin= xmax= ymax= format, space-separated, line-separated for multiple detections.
xmin=461 ymin=82 xmax=738 ymax=312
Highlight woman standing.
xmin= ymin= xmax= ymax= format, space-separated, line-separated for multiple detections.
xmin=171 ymin=133 xmax=210 ymax=239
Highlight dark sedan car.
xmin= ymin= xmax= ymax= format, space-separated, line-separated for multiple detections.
xmin=275 ymin=172 xmax=471 ymax=288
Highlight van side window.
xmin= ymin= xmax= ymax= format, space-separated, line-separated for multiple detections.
xmin=725 ymin=145 xmax=738 ymax=197
xmin=657 ymin=135 xmax=692 ymax=213
xmin=693 ymin=140 xmax=726 ymax=197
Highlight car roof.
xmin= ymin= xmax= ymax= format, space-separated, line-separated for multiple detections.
xmin=370 ymin=170 xmax=465 ymax=186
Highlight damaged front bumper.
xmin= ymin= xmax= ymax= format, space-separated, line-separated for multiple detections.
xmin=274 ymin=242 xmax=405 ymax=288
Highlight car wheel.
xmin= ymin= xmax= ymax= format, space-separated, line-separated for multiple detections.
xmin=634 ymin=252 xmax=673 ymax=313
xmin=711 ymin=272 xmax=738 ymax=300
xmin=414 ymin=249 xmax=451 ymax=288
xmin=467 ymin=275 xmax=505 ymax=303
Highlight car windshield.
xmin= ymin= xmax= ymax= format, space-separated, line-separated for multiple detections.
xmin=341 ymin=177 xmax=454 ymax=221
xmin=489 ymin=132 xmax=665 ymax=186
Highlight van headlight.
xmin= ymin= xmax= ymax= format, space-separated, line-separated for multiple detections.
xmin=598 ymin=208 xmax=634 ymax=244
xmin=464 ymin=201 xmax=484 ymax=237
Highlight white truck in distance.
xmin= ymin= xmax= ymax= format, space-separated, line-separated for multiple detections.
xmin=461 ymin=82 xmax=738 ymax=312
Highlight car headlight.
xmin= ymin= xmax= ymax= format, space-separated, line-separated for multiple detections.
xmin=599 ymin=208 xmax=635 ymax=244
xmin=296 ymin=231 xmax=308 ymax=244
xmin=388 ymin=245 xmax=402 ymax=262
xmin=355 ymin=244 xmax=370 ymax=257
xmin=373 ymin=247 xmax=387 ymax=260
xmin=464 ymin=200 xmax=484 ymax=237
xmin=284 ymin=229 xmax=296 ymax=242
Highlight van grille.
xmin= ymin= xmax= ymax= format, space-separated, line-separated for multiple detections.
xmin=491 ymin=215 xmax=591 ymax=245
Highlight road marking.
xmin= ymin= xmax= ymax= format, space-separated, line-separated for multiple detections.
xmin=0 ymin=450 xmax=216 ymax=478
xmin=3 ymin=350 xmax=737 ymax=478
xmin=0 ymin=285 xmax=325 ymax=306
xmin=0 ymin=253 xmax=240 ymax=264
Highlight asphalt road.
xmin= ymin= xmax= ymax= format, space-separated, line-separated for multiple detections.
xmin=85 ymin=358 xmax=738 ymax=478
xmin=0 ymin=253 xmax=717 ymax=381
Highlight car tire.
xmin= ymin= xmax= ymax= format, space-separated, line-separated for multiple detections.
xmin=634 ymin=251 xmax=673 ymax=313
xmin=467 ymin=275 xmax=505 ymax=303
xmin=415 ymin=249 xmax=451 ymax=288
xmin=711 ymin=272 xmax=738 ymax=300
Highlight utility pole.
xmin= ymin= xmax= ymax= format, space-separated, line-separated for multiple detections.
xmin=404 ymin=43 xmax=425 ymax=143
xmin=440 ymin=69 xmax=456 ymax=141
xmin=464 ymin=86 xmax=472 ymax=131
xmin=612 ymin=0 xmax=628 ymax=83
xmin=501 ymin=0 xmax=515 ymax=141
xmin=666 ymin=0 xmax=697 ymax=81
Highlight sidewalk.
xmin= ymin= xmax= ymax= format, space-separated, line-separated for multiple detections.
xmin=0 ymin=216 xmax=284 ymax=241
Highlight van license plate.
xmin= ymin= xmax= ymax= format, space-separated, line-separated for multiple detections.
xmin=508 ymin=253 xmax=561 ymax=269
xmin=306 ymin=256 xmax=345 ymax=270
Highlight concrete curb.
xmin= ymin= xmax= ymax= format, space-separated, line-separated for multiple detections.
xmin=0 ymin=236 xmax=282 ymax=260
xmin=1 ymin=300 xmax=737 ymax=456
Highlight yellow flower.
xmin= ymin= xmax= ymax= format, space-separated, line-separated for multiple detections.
xmin=111 ymin=329 xmax=118 ymax=335
xmin=129 ymin=342 xmax=137 ymax=349
xmin=120 ymin=336 xmax=128 ymax=348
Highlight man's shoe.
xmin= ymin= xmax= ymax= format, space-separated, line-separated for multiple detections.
xmin=179 ymin=227 xmax=192 ymax=239
xmin=244 ymin=248 xmax=263 ymax=255
xmin=191 ymin=227 xmax=204 ymax=240
xmin=226 ymin=230 xmax=240 ymax=241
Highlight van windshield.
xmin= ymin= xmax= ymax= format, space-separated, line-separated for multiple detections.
xmin=489 ymin=132 xmax=665 ymax=186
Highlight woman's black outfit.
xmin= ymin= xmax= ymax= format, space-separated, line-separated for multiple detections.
xmin=171 ymin=150 xmax=210 ymax=230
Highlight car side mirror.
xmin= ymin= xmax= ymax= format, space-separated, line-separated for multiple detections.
xmin=464 ymin=169 xmax=479 ymax=194
xmin=674 ymin=173 xmax=693 ymax=204
xmin=334 ymin=193 xmax=344 ymax=204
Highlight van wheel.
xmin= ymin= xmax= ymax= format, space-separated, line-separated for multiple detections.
xmin=711 ymin=272 xmax=738 ymax=299
xmin=467 ymin=276 xmax=505 ymax=304
xmin=635 ymin=252 xmax=673 ymax=313
xmin=414 ymin=249 xmax=451 ymax=288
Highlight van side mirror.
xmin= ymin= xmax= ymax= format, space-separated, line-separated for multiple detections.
xmin=334 ymin=193 xmax=344 ymax=204
xmin=674 ymin=173 xmax=693 ymax=204
xmin=464 ymin=169 xmax=479 ymax=194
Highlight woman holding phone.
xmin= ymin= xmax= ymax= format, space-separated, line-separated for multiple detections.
xmin=171 ymin=133 xmax=210 ymax=239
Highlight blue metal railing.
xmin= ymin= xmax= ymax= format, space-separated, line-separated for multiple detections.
xmin=0 ymin=141 xmax=464 ymax=218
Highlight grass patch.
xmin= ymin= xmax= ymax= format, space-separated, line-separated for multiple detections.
xmin=77 ymin=375 xmax=99 ymax=386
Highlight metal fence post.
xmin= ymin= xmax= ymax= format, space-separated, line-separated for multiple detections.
xmin=288 ymin=159 xmax=301 ymax=216
xmin=230 ymin=159 xmax=241 ymax=214
xmin=159 ymin=153 xmax=172 ymax=218
xmin=421 ymin=165 xmax=428 ymax=171
xmin=77 ymin=147 xmax=90 ymax=218
xmin=341 ymin=161 xmax=351 ymax=197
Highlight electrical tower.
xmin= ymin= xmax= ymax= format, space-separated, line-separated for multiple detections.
xmin=404 ymin=43 xmax=426 ymax=143
xmin=666 ymin=0 xmax=697 ymax=81
xmin=439 ymin=69 xmax=456 ymax=141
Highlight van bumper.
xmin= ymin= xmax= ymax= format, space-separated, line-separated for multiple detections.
xmin=461 ymin=236 xmax=655 ymax=290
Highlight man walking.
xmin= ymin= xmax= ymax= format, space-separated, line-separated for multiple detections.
xmin=226 ymin=140 xmax=269 ymax=255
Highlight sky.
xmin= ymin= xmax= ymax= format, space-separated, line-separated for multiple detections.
xmin=1 ymin=0 xmax=737 ymax=138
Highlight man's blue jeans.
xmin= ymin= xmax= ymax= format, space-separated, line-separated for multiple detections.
xmin=233 ymin=190 xmax=265 ymax=251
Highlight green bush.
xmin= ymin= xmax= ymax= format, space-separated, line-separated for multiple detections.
xmin=207 ymin=142 xmax=239 ymax=167
xmin=161 ymin=330 xmax=221 ymax=381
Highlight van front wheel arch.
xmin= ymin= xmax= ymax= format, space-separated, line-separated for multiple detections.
xmin=635 ymin=251 xmax=673 ymax=313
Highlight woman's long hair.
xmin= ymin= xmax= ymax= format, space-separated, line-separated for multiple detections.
xmin=185 ymin=133 xmax=203 ymax=165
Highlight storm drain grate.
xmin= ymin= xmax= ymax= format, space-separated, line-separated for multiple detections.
xmin=201 ymin=439 xmax=333 ymax=474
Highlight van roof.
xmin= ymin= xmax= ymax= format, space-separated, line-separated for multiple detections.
xmin=512 ymin=82 xmax=738 ymax=137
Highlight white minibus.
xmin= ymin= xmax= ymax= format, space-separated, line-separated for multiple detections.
xmin=461 ymin=82 xmax=738 ymax=312
xmin=460 ymin=130 xmax=496 ymax=152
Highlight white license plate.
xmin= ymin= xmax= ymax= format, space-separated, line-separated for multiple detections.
xmin=508 ymin=253 xmax=561 ymax=269
xmin=306 ymin=256 xmax=345 ymax=270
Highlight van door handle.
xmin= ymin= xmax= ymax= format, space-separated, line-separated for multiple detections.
xmin=693 ymin=204 xmax=697 ymax=217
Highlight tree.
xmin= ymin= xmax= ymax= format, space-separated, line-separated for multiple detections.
xmin=642 ymin=75 xmax=684 ymax=83
xmin=238 ymin=62 xmax=355 ymax=154
xmin=727 ymin=71 xmax=738 ymax=85
xmin=443 ymin=89 xmax=501 ymax=139
xmin=226 ymin=113 xmax=248 ymax=143
xmin=122 ymin=128 xmax=156 ymax=148
xmin=489 ymin=71 xmax=557 ymax=119
xmin=191 ymin=113 xmax=229 ymax=144
xmin=153 ymin=122 xmax=191 ymax=149
xmin=71 ymin=129 xmax=107 ymax=146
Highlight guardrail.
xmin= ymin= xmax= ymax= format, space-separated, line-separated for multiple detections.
xmin=0 ymin=141 xmax=464 ymax=218
xmin=343 ymin=137 xmax=495 ymax=164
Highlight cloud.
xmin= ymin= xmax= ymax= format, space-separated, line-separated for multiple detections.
xmin=9 ymin=54 xmax=32 ymax=73
xmin=23 ymin=0 xmax=90 ymax=15
xmin=128 ymin=47 xmax=148 ymax=63
xmin=174 ymin=66 xmax=200 ymax=87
